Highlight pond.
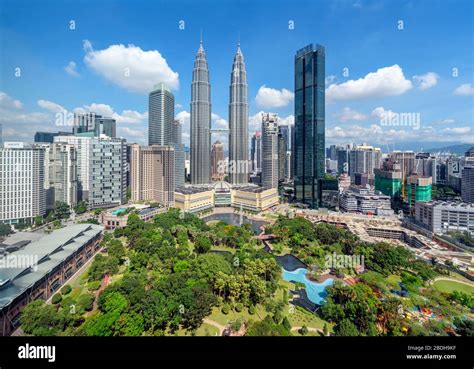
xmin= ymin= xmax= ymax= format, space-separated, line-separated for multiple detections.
xmin=203 ymin=213 xmax=268 ymax=234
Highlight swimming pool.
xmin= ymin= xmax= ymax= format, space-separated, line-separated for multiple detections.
xmin=111 ymin=208 xmax=127 ymax=216
xmin=282 ymin=268 xmax=334 ymax=305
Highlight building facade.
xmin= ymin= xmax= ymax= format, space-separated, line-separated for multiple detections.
xmin=89 ymin=136 xmax=127 ymax=209
xmin=211 ymin=140 xmax=225 ymax=181
xmin=0 ymin=143 xmax=46 ymax=224
xmin=130 ymin=144 xmax=175 ymax=207
xmin=149 ymin=83 xmax=174 ymax=147
xmin=261 ymin=113 xmax=279 ymax=189
xmin=190 ymin=38 xmax=212 ymax=185
xmin=461 ymin=166 xmax=474 ymax=203
xmin=293 ymin=44 xmax=325 ymax=208
xmin=229 ymin=42 xmax=249 ymax=185
xmin=415 ymin=201 xmax=474 ymax=236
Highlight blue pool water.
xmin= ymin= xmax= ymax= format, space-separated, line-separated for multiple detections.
xmin=282 ymin=268 xmax=334 ymax=305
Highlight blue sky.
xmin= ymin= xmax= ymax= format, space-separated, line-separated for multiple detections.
xmin=0 ymin=0 xmax=473 ymax=150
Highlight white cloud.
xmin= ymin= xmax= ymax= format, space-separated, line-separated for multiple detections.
xmin=64 ymin=61 xmax=80 ymax=77
xmin=255 ymin=85 xmax=294 ymax=108
xmin=0 ymin=92 xmax=23 ymax=109
xmin=326 ymin=123 xmax=473 ymax=145
xmin=326 ymin=65 xmax=412 ymax=103
xmin=83 ymin=40 xmax=179 ymax=94
xmin=453 ymin=83 xmax=474 ymax=96
xmin=211 ymin=113 xmax=228 ymax=129
xmin=38 ymin=99 xmax=65 ymax=113
xmin=412 ymin=72 xmax=439 ymax=90
xmin=175 ymin=103 xmax=183 ymax=109
xmin=371 ymin=106 xmax=397 ymax=121
xmin=335 ymin=107 xmax=366 ymax=122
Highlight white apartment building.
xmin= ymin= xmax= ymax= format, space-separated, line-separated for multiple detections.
xmin=0 ymin=143 xmax=46 ymax=224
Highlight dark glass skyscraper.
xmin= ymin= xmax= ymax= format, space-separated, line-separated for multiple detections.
xmin=293 ymin=44 xmax=325 ymax=208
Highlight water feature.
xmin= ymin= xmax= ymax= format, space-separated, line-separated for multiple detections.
xmin=203 ymin=213 xmax=267 ymax=234
xmin=282 ymin=268 xmax=334 ymax=305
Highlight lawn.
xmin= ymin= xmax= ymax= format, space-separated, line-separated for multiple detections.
xmin=208 ymin=304 xmax=268 ymax=327
xmin=432 ymin=279 xmax=474 ymax=295
xmin=175 ymin=323 xmax=220 ymax=336
xmin=287 ymin=306 xmax=333 ymax=333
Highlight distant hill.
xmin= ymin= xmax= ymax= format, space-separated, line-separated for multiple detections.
xmin=424 ymin=143 xmax=472 ymax=155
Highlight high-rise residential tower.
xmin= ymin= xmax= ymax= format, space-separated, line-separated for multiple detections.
xmin=293 ymin=44 xmax=325 ymax=208
xmin=190 ymin=36 xmax=211 ymax=184
xmin=261 ymin=113 xmax=279 ymax=189
xmin=211 ymin=140 xmax=225 ymax=181
xmin=229 ymin=42 xmax=249 ymax=185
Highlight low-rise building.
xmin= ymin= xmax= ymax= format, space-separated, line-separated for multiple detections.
xmin=100 ymin=205 xmax=166 ymax=230
xmin=415 ymin=201 xmax=474 ymax=236
xmin=339 ymin=185 xmax=392 ymax=215
xmin=0 ymin=224 xmax=102 ymax=336
xmin=174 ymin=187 xmax=215 ymax=214
xmin=231 ymin=186 xmax=279 ymax=212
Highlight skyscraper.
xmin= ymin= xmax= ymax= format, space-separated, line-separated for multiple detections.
xmin=278 ymin=125 xmax=289 ymax=181
xmin=261 ymin=113 xmax=279 ymax=189
xmin=461 ymin=166 xmax=474 ymax=203
xmin=190 ymin=36 xmax=211 ymax=184
xmin=211 ymin=140 xmax=225 ymax=181
xmin=293 ymin=44 xmax=325 ymax=208
xmin=229 ymin=42 xmax=249 ymax=185
xmin=149 ymin=83 xmax=174 ymax=146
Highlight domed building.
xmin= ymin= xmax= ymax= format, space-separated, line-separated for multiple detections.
xmin=213 ymin=181 xmax=232 ymax=207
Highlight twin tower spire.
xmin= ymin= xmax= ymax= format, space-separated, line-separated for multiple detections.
xmin=190 ymin=34 xmax=248 ymax=185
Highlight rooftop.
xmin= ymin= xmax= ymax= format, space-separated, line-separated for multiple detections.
xmin=0 ymin=224 xmax=102 ymax=309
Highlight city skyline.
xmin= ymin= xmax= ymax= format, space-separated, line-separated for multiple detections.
xmin=0 ymin=0 xmax=472 ymax=152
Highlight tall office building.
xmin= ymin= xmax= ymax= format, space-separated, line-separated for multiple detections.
xmin=211 ymin=140 xmax=225 ymax=181
xmin=250 ymin=132 xmax=262 ymax=173
xmin=73 ymin=113 xmax=116 ymax=138
xmin=0 ymin=143 xmax=46 ymax=224
xmin=293 ymin=44 xmax=325 ymax=208
xmin=261 ymin=113 xmax=279 ymax=189
xmin=43 ymin=142 xmax=78 ymax=209
xmin=130 ymin=144 xmax=175 ymax=207
xmin=229 ymin=42 xmax=249 ymax=185
xmin=172 ymin=119 xmax=185 ymax=187
xmin=190 ymin=37 xmax=211 ymax=185
xmin=0 ymin=124 xmax=3 ymax=147
xmin=149 ymin=83 xmax=174 ymax=146
xmin=461 ymin=166 xmax=474 ymax=203
xmin=54 ymin=135 xmax=92 ymax=201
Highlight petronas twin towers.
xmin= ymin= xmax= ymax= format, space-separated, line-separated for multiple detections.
xmin=190 ymin=36 xmax=248 ymax=185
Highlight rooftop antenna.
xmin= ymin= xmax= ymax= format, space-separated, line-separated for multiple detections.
xmin=238 ymin=32 xmax=240 ymax=47
xmin=200 ymin=29 xmax=203 ymax=45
